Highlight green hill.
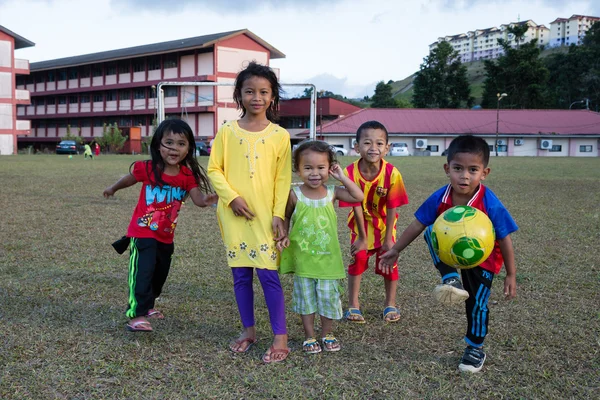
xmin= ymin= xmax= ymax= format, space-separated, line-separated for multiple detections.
xmin=391 ymin=46 xmax=568 ymax=106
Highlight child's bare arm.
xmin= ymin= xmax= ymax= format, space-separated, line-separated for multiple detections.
xmin=103 ymin=174 xmax=137 ymax=198
xmin=330 ymin=164 xmax=364 ymax=203
xmin=188 ymin=187 xmax=218 ymax=207
xmin=382 ymin=207 xmax=397 ymax=252
xmin=498 ymin=235 xmax=517 ymax=300
xmin=351 ymin=205 xmax=367 ymax=256
xmin=277 ymin=190 xmax=296 ymax=251
xmin=379 ymin=219 xmax=426 ymax=273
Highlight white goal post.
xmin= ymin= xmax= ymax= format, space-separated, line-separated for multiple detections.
xmin=156 ymin=82 xmax=318 ymax=140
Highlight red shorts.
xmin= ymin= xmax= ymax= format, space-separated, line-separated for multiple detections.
xmin=348 ymin=248 xmax=398 ymax=281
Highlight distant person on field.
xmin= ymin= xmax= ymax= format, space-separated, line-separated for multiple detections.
xmin=84 ymin=143 xmax=93 ymax=159
xmin=207 ymin=62 xmax=292 ymax=364
xmin=340 ymin=121 xmax=409 ymax=324
xmin=380 ymin=134 xmax=518 ymax=373
xmin=103 ymin=119 xmax=217 ymax=333
xmin=278 ymin=141 xmax=363 ymax=354
xmin=94 ymin=142 xmax=100 ymax=156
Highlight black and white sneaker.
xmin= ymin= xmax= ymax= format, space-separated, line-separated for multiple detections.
xmin=458 ymin=346 xmax=486 ymax=373
xmin=434 ymin=277 xmax=470 ymax=305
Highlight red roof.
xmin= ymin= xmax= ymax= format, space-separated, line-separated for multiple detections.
xmin=310 ymin=108 xmax=600 ymax=136
xmin=279 ymin=97 xmax=361 ymax=118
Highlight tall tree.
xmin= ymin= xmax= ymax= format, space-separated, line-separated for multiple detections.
xmin=370 ymin=81 xmax=398 ymax=108
xmin=412 ymin=41 xmax=473 ymax=108
xmin=481 ymin=24 xmax=549 ymax=109
xmin=544 ymin=22 xmax=600 ymax=110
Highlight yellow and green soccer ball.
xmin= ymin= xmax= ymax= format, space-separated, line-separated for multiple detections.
xmin=431 ymin=206 xmax=495 ymax=269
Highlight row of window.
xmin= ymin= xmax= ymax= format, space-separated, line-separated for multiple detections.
xmin=17 ymin=55 xmax=178 ymax=85
xmin=33 ymin=117 xmax=149 ymax=129
xmin=28 ymin=87 xmax=178 ymax=105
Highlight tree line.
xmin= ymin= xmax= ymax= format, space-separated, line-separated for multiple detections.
xmin=313 ymin=22 xmax=600 ymax=111
xmin=413 ymin=22 xmax=600 ymax=111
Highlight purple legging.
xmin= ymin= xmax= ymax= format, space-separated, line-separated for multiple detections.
xmin=232 ymin=267 xmax=287 ymax=335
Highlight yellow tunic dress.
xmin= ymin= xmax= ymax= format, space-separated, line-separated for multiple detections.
xmin=207 ymin=121 xmax=292 ymax=270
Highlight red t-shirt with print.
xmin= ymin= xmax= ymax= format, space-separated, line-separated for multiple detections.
xmin=127 ymin=161 xmax=198 ymax=244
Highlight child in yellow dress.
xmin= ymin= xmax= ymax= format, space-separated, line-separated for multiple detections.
xmin=207 ymin=62 xmax=292 ymax=363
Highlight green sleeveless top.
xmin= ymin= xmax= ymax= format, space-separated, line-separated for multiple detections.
xmin=279 ymin=185 xmax=345 ymax=279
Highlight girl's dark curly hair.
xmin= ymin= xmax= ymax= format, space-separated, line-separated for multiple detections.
xmin=233 ymin=61 xmax=282 ymax=122
xmin=292 ymin=140 xmax=337 ymax=172
xmin=132 ymin=119 xmax=212 ymax=193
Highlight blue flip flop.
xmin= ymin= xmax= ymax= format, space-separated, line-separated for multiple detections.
xmin=344 ymin=307 xmax=366 ymax=324
xmin=383 ymin=306 xmax=400 ymax=323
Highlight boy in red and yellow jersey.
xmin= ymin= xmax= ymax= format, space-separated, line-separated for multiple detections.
xmin=340 ymin=121 xmax=409 ymax=323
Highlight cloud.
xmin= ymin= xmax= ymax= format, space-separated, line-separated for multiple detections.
xmin=110 ymin=0 xmax=342 ymax=13
xmin=288 ymin=73 xmax=377 ymax=99
xmin=439 ymin=0 xmax=600 ymax=15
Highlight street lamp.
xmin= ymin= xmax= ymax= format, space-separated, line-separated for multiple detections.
xmin=569 ymin=98 xmax=589 ymax=110
xmin=495 ymin=93 xmax=507 ymax=157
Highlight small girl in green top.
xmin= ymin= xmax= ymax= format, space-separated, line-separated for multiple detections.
xmin=279 ymin=141 xmax=364 ymax=354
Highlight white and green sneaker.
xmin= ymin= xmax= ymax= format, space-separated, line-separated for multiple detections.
xmin=434 ymin=277 xmax=469 ymax=305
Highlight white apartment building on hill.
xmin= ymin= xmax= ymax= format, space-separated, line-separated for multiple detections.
xmin=429 ymin=14 xmax=599 ymax=63
xmin=549 ymin=15 xmax=600 ymax=47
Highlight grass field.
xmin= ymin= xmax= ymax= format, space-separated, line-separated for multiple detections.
xmin=1 ymin=154 xmax=599 ymax=399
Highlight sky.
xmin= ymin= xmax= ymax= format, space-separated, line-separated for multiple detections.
xmin=1 ymin=0 xmax=598 ymax=98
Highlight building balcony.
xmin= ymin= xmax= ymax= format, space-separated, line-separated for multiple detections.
xmin=15 ymin=89 xmax=30 ymax=104
xmin=15 ymin=58 xmax=30 ymax=75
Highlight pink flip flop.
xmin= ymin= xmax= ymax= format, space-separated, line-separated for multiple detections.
xmin=229 ymin=337 xmax=257 ymax=353
xmin=262 ymin=346 xmax=291 ymax=363
xmin=126 ymin=320 xmax=153 ymax=332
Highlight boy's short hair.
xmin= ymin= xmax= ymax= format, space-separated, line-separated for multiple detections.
xmin=446 ymin=135 xmax=490 ymax=167
xmin=356 ymin=121 xmax=389 ymax=143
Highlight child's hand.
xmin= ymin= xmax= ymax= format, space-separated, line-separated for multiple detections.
xmin=276 ymin=237 xmax=290 ymax=252
xmin=272 ymin=216 xmax=285 ymax=241
xmin=206 ymin=193 xmax=218 ymax=206
xmin=504 ymin=273 xmax=517 ymax=300
xmin=350 ymin=237 xmax=367 ymax=257
xmin=378 ymin=248 xmax=399 ymax=275
xmin=329 ymin=163 xmax=344 ymax=181
xmin=103 ymin=187 xmax=115 ymax=198
xmin=381 ymin=238 xmax=395 ymax=253
xmin=230 ymin=197 xmax=255 ymax=220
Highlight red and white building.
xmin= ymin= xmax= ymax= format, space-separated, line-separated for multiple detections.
xmin=0 ymin=25 xmax=34 ymax=155
xmin=279 ymin=96 xmax=361 ymax=142
xmin=304 ymin=108 xmax=600 ymax=157
xmin=16 ymin=29 xmax=284 ymax=151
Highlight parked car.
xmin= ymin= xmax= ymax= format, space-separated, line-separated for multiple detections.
xmin=195 ymin=141 xmax=209 ymax=156
xmin=389 ymin=142 xmax=409 ymax=156
xmin=330 ymin=144 xmax=348 ymax=156
xmin=56 ymin=140 xmax=78 ymax=155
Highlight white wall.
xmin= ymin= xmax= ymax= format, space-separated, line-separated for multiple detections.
xmin=0 ymin=72 xmax=11 ymax=98
xmin=198 ymin=113 xmax=215 ymax=138
xmin=217 ymin=77 xmax=235 ymax=103
xmin=0 ymin=104 xmax=12 ymax=128
xmin=510 ymin=138 xmax=537 ymax=156
xmin=198 ymin=52 xmax=214 ymax=75
xmin=217 ymin=47 xmax=267 ymax=74
xmin=0 ymin=134 xmax=13 ymax=155
xmin=0 ymin=40 xmax=11 ymax=67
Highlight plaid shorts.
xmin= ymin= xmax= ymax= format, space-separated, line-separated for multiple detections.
xmin=292 ymin=276 xmax=343 ymax=320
